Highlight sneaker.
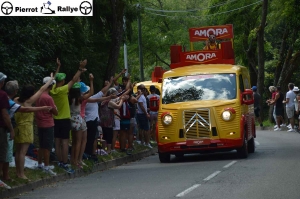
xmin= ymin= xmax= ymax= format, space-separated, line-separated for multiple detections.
xmin=42 ymin=164 xmax=55 ymax=170
xmin=287 ymin=124 xmax=291 ymax=128
xmin=62 ymin=164 xmax=75 ymax=174
xmin=274 ymin=125 xmax=278 ymax=129
xmin=126 ymin=149 xmax=133 ymax=155
xmin=288 ymin=129 xmax=295 ymax=132
xmin=135 ymin=140 xmax=141 ymax=145
xmin=274 ymin=128 xmax=282 ymax=131
xmin=281 ymin=123 xmax=286 ymax=127
xmin=36 ymin=165 xmax=43 ymax=170
xmin=0 ymin=180 xmax=11 ymax=189
xmin=43 ymin=168 xmax=57 ymax=176
xmin=145 ymin=143 xmax=153 ymax=149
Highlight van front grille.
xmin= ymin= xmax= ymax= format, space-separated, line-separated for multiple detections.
xmin=183 ymin=109 xmax=210 ymax=139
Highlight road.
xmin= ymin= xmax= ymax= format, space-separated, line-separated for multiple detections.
xmin=15 ymin=129 xmax=300 ymax=199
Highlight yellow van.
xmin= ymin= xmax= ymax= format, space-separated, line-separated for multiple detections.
xmin=133 ymin=81 xmax=161 ymax=95
xmin=157 ymin=24 xmax=256 ymax=162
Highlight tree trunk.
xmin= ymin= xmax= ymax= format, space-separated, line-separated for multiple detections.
xmin=257 ymin=0 xmax=268 ymax=121
xmin=106 ymin=0 xmax=126 ymax=79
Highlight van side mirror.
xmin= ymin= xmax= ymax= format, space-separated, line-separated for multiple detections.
xmin=241 ymin=89 xmax=254 ymax=105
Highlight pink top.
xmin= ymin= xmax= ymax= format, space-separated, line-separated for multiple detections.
xmin=81 ymin=99 xmax=88 ymax=118
xmin=35 ymin=92 xmax=56 ymax=128
xmin=272 ymin=92 xmax=277 ymax=100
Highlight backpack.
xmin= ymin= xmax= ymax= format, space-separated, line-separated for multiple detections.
xmin=99 ymin=100 xmax=114 ymax=128
xmin=119 ymin=101 xmax=131 ymax=119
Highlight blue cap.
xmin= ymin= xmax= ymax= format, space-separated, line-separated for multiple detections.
xmin=80 ymin=82 xmax=90 ymax=94
xmin=252 ymin=86 xmax=257 ymax=91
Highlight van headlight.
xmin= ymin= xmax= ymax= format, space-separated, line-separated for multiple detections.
xmin=162 ymin=114 xmax=172 ymax=125
xmin=222 ymin=110 xmax=232 ymax=121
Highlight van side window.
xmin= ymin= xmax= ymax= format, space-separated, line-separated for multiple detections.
xmin=239 ymin=75 xmax=244 ymax=92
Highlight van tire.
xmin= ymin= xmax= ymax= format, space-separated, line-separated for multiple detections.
xmin=159 ymin=152 xmax=170 ymax=163
xmin=248 ymin=137 xmax=255 ymax=153
xmin=237 ymin=134 xmax=248 ymax=159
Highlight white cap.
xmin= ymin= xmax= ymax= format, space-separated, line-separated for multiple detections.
xmin=43 ymin=77 xmax=56 ymax=85
xmin=293 ymin=86 xmax=299 ymax=92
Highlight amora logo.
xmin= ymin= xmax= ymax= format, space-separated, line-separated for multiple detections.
xmin=194 ymin=28 xmax=229 ymax=37
xmin=41 ymin=1 xmax=55 ymax=14
xmin=186 ymin=52 xmax=217 ymax=62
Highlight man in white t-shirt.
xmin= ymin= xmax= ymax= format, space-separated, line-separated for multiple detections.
xmin=147 ymin=85 xmax=160 ymax=141
xmin=283 ymin=83 xmax=296 ymax=132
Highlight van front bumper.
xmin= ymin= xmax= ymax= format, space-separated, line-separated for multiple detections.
xmin=158 ymin=139 xmax=243 ymax=154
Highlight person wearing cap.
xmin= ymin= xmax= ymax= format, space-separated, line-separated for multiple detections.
xmin=283 ymin=83 xmax=296 ymax=132
xmin=147 ymin=85 xmax=160 ymax=142
xmin=0 ymin=72 xmax=15 ymax=189
xmin=35 ymin=76 xmax=58 ymax=176
xmin=69 ymin=74 xmax=94 ymax=168
xmin=50 ymin=59 xmax=87 ymax=173
xmin=4 ymin=80 xmax=52 ymax=180
xmin=252 ymin=86 xmax=263 ymax=128
xmin=13 ymin=73 xmax=55 ymax=180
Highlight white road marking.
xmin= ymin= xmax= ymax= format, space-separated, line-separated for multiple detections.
xmin=203 ymin=171 xmax=221 ymax=181
xmin=176 ymin=184 xmax=201 ymax=197
xmin=223 ymin=161 xmax=237 ymax=168
xmin=255 ymin=141 xmax=260 ymax=146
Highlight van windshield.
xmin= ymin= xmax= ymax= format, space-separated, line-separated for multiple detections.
xmin=162 ymin=74 xmax=236 ymax=104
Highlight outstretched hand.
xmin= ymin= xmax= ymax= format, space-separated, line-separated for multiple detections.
xmin=57 ymin=58 xmax=61 ymax=67
xmin=121 ymin=69 xmax=127 ymax=74
xmin=80 ymin=59 xmax=87 ymax=68
xmin=89 ymin=73 xmax=94 ymax=80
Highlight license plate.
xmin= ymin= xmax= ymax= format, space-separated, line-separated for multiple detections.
xmin=187 ymin=139 xmax=210 ymax=146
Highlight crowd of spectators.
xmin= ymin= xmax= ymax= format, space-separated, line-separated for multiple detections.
xmin=0 ymin=59 xmax=159 ymax=189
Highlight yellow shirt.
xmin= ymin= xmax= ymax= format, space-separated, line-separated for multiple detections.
xmin=50 ymin=84 xmax=70 ymax=119
xmin=204 ymin=43 xmax=221 ymax=50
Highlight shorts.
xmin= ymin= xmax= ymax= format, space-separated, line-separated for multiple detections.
xmin=0 ymin=128 xmax=8 ymax=162
xmin=38 ymin=127 xmax=54 ymax=151
xmin=70 ymin=115 xmax=87 ymax=131
xmin=150 ymin=112 xmax=158 ymax=125
xmin=102 ymin=127 xmax=113 ymax=144
xmin=130 ymin=118 xmax=137 ymax=125
xmin=286 ymin=106 xmax=295 ymax=119
xmin=275 ymin=107 xmax=284 ymax=117
xmin=120 ymin=119 xmax=130 ymax=131
xmin=6 ymin=133 xmax=13 ymax=163
xmin=54 ymin=119 xmax=71 ymax=139
xmin=113 ymin=119 xmax=120 ymax=131
xmin=254 ymin=107 xmax=260 ymax=117
xmin=136 ymin=113 xmax=150 ymax=131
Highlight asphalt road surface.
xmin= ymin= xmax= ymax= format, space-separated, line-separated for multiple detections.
xmin=15 ymin=129 xmax=300 ymax=199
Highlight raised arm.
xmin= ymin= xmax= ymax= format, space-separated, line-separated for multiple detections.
xmin=68 ymin=59 xmax=87 ymax=91
xmin=26 ymin=73 xmax=54 ymax=105
xmin=87 ymin=95 xmax=113 ymax=103
xmin=113 ymin=69 xmax=127 ymax=85
xmin=101 ymin=76 xmax=113 ymax=94
xmin=83 ymin=73 xmax=95 ymax=100
xmin=53 ymin=58 xmax=61 ymax=77
xmin=19 ymin=106 xmax=52 ymax=113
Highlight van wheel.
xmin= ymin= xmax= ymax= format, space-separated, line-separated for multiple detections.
xmin=237 ymin=135 xmax=248 ymax=159
xmin=175 ymin=154 xmax=184 ymax=158
xmin=159 ymin=152 xmax=170 ymax=163
xmin=248 ymin=137 xmax=255 ymax=153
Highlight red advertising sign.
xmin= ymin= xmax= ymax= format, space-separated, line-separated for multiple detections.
xmin=181 ymin=50 xmax=222 ymax=64
xmin=189 ymin=24 xmax=233 ymax=42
